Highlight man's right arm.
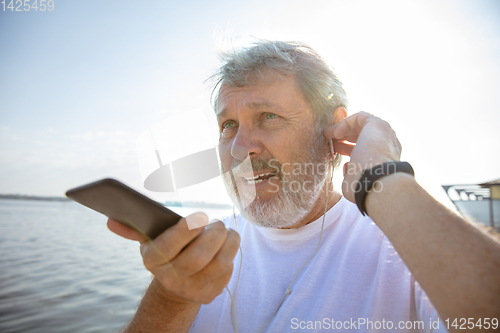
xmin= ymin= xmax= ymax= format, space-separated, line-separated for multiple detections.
xmin=108 ymin=213 xmax=240 ymax=333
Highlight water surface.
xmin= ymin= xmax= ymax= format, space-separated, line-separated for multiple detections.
xmin=0 ymin=199 xmax=231 ymax=332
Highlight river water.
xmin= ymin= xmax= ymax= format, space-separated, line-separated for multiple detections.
xmin=0 ymin=199 xmax=232 ymax=333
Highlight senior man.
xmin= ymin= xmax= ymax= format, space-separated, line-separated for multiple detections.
xmin=108 ymin=40 xmax=500 ymax=332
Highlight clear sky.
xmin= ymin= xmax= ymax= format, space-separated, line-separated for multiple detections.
xmin=1 ymin=0 xmax=499 ymax=209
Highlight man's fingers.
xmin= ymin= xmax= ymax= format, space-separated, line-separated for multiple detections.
xmin=200 ymin=268 xmax=234 ymax=304
xmin=179 ymin=266 xmax=235 ymax=305
xmin=324 ymin=111 xmax=373 ymax=141
xmin=107 ymin=218 xmax=148 ymax=243
xmin=179 ymin=228 xmax=239 ymax=304
xmin=153 ymin=226 xmax=238 ymax=282
xmin=193 ymin=228 xmax=240 ymax=282
xmin=170 ymin=221 xmax=228 ymax=277
xmin=141 ymin=214 xmax=207 ymax=269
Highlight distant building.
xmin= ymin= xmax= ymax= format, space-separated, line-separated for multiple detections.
xmin=442 ymin=178 xmax=500 ymax=229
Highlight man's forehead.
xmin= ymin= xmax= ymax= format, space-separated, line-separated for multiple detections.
xmin=216 ymin=83 xmax=257 ymax=110
xmin=215 ymin=83 xmax=243 ymax=113
xmin=215 ymin=79 xmax=303 ymax=118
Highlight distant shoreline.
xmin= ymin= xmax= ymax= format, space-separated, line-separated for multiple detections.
xmin=164 ymin=201 xmax=233 ymax=209
xmin=0 ymin=194 xmax=70 ymax=202
xmin=0 ymin=194 xmax=232 ymax=209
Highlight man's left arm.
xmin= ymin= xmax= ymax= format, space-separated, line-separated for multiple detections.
xmin=325 ymin=111 xmax=500 ymax=326
xmin=367 ymin=172 xmax=500 ymax=323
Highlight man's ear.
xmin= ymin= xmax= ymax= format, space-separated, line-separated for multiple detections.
xmin=333 ymin=106 xmax=347 ymax=125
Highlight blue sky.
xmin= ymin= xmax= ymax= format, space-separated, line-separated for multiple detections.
xmin=1 ymin=0 xmax=499 ymax=209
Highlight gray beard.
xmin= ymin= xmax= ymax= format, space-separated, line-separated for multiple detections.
xmin=222 ymin=129 xmax=331 ymax=228
xmin=241 ymin=162 xmax=328 ymax=228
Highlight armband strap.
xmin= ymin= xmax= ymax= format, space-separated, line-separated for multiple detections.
xmin=354 ymin=161 xmax=414 ymax=216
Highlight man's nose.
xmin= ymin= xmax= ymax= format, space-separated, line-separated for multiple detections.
xmin=231 ymin=126 xmax=263 ymax=160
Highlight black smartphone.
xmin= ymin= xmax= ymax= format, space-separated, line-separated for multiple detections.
xmin=65 ymin=178 xmax=182 ymax=239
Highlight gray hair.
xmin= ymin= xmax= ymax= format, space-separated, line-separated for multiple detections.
xmin=210 ymin=39 xmax=348 ymax=121
xmin=210 ymin=39 xmax=347 ymax=168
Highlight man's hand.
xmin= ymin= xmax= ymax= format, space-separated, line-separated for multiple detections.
xmin=324 ymin=111 xmax=402 ymax=202
xmin=107 ymin=214 xmax=240 ymax=305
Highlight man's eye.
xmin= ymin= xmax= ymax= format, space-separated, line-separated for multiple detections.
xmin=265 ymin=113 xmax=278 ymax=119
xmin=222 ymin=121 xmax=235 ymax=129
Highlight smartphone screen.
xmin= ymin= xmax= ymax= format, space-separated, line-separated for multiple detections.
xmin=66 ymin=178 xmax=182 ymax=239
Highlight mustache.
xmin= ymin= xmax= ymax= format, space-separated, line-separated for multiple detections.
xmin=228 ymin=157 xmax=282 ymax=178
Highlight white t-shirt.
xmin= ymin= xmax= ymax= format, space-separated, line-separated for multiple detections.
xmin=190 ymin=197 xmax=448 ymax=332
